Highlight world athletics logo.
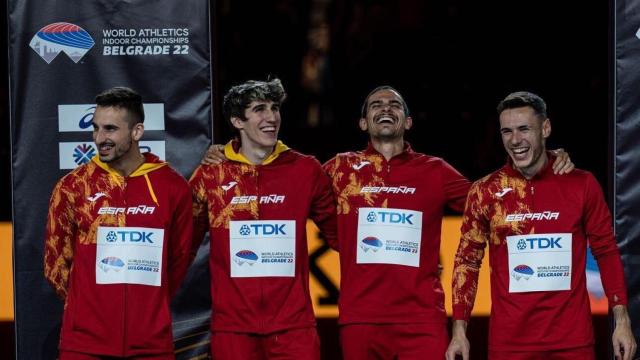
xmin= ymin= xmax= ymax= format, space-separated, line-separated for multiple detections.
xmin=234 ymin=250 xmax=258 ymax=266
xmin=360 ymin=236 xmax=383 ymax=252
xmin=29 ymin=22 xmax=95 ymax=63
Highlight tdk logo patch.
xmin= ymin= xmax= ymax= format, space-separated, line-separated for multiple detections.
xmin=239 ymin=225 xmax=251 ymax=236
xmin=99 ymin=256 xmax=125 ymax=272
xmin=516 ymin=237 xmax=562 ymax=250
xmin=360 ymin=236 xmax=383 ymax=252
xmin=366 ymin=210 xmax=413 ymax=225
xmin=30 ymin=22 xmax=95 ymax=63
xmin=234 ymin=250 xmax=258 ymax=266
xmin=106 ymin=231 xmax=117 ymax=242
xmin=239 ymin=223 xmax=287 ymax=236
xmin=106 ymin=230 xmax=156 ymax=243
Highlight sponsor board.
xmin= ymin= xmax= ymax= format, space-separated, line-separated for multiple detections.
xmin=58 ymin=141 xmax=165 ymax=169
xmin=58 ymin=104 xmax=165 ymax=132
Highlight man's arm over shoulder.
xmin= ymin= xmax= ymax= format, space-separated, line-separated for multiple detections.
xmin=188 ymin=165 xmax=211 ymax=263
xmin=166 ymin=173 xmax=194 ymax=298
xmin=310 ymin=158 xmax=338 ymax=251
xmin=44 ymin=178 xmax=76 ymax=300
xmin=437 ymin=158 xmax=471 ymax=213
xmin=452 ymin=181 xmax=490 ymax=321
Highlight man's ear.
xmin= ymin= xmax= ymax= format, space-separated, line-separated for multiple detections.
xmin=359 ymin=117 xmax=368 ymax=131
xmin=542 ymin=118 xmax=551 ymax=139
xmin=404 ymin=116 xmax=413 ymax=130
xmin=132 ymin=123 xmax=144 ymax=141
xmin=231 ymin=116 xmax=245 ymax=131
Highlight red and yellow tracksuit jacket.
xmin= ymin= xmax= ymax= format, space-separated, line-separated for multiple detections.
xmin=190 ymin=140 xmax=338 ymax=334
xmin=323 ymin=142 xmax=470 ymax=325
xmin=452 ymin=156 xmax=627 ymax=351
xmin=44 ymin=153 xmax=193 ymax=356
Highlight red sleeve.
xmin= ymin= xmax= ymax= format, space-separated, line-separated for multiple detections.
xmin=166 ymin=177 xmax=194 ymax=298
xmin=583 ymin=173 xmax=627 ymax=307
xmin=440 ymin=159 xmax=471 ymax=213
xmin=43 ymin=178 xmax=76 ymax=300
xmin=188 ymin=165 xmax=210 ymax=263
xmin=452 ymin=181 xmax=490 ymax=321
xmin=311 ymin=159 xmax=338 ymax=251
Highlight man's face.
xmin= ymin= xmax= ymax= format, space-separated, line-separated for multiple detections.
xmin=359 ymin=89 xmax=412 ymax=140
xmin=499 ymin=106 xmax=551 ymax=177
xmin=92 ymin=106 xmax=141 ymax=163
xmin=232 ymin=100 xmax=281 ymax=149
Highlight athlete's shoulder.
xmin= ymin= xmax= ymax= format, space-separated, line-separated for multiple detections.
xmin=551 ymin=167 xmax=601 ymax=192
xmin=323 ymin=149 xmax=371 ymax=169
xmin=557 ymin=167 xmax=592 ymax=181
xmin=275 ymin=148 xmax=317 ymax=166
xmin=410 ymin=152 xmax=449 ymax=167
xmin=56 ymin=160 xmax=100 ymax=189
xmin=157 ymin=163 xmax=189 ymax=186
xmin=285 ymin=148 xmax=317 ymax=161
xmin=471 ymin=167 xmax=505 ymax=191
xmin=334 ymin=149 xmax=366 ymax=160
xmin=189 ymin=160 xmax=238 ymax=185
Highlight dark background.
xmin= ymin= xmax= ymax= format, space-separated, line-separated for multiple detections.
xmin=2 ymin=0 xmax=615 ymax=358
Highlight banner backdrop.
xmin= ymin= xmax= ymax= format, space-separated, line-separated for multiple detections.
xmin=614 ymin=0 xmax=640 ymax=351
xmin=8 ymin=1 xmax=213 ymax=358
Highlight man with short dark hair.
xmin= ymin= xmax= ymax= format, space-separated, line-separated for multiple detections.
xmin=322 ymin=86 xmax=470 ymax=359
xmin=190 ymin=78 xmax=337 ymax=360
xmin=446 ymin=91 xmax=636 ymax=360
xmin=44 ymin=86 xmax=193 ymax=359
xmin=202 ymin=86 xmax=575 ymax=359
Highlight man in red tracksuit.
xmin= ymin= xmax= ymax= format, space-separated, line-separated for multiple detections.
xmin=322 ymin=86 xmax=469 ymax=359
xmin=447 ymin=91 xmax=637 ymax=360
xmin=44 ymin=87 xmax=193 ymax=359
xmin=190 ymin=79 xmax=337 ymax=360
xmin=201 ymin=86 xmax=574 ymax=359
xmin=322 ymin=86 xmax=576 ymax=359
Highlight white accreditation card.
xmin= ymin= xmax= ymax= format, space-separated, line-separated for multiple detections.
xmin=507 ymin=233 xmax=572 ymax=293
xmin=356 ymin=207 xmax=423 ymax=267
xmin=96 ymin=226 xmax=164 ymax=286
xmin=229 ymin=220 xmax=296 ymax=277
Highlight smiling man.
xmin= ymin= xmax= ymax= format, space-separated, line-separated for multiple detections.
xmin=321 ymin=86 xmax=472 ymax=359
xmin=201 ymin=85 xmax=576 ymax=359
xmin=189 ymin=79 xmax=337 ymax=360
xmin=322 ymin=86 xmax=580 ymax=359
xmin=44 ymin=87 xmax=193 ymax=359
xmin=447 ymin=91 xmax=636 ymax=360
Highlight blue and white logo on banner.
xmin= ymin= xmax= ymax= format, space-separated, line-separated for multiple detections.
xmin=59 ymin=141 xmax=166 ymax=169
xmin=58 ymin=104 xmax=165 ymax=132
xmin=29 ymin=22 xmax=94 ymax=63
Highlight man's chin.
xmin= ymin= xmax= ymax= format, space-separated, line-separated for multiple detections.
xmin=373 ymin=132 xmax=402 ymax=141
xmin=99 ymin=155 xmax=114 ymax=163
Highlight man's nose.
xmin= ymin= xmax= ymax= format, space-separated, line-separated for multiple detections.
xmin=93 ymin=129 xmax=105 ymax=143
xmin=265 ymin=109 xmax=277 ymax=122
xmin=510 ymin=131 xmax=523 ymax=144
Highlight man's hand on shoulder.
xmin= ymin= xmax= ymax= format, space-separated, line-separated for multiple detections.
xmin=202 ymin=144 xmax=227 ymax=165
xmin=550 ymin=148 xmax=575 ymax=175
